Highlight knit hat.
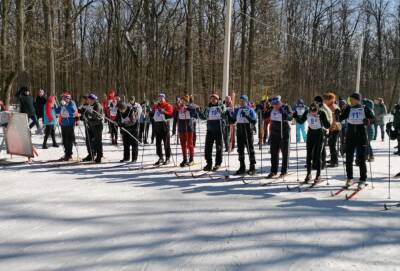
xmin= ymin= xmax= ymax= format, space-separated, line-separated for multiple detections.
xmin=88 ymin=93 xmax=98 ymax=100
xmin=271 ymin=95 xmax=282 ymax=105
xmin=240 ymin=95 xmax=249 ymax=102
xmin=117 ymin=101 xmax=128 ymax=111
xmin=350 ymin=92 xmax=361 ymax=101
xmin=210 ymin=93 xmax=219 ymax=100
xmin=181 ymin=95 xmax=190 ymax=103
xmin=130 ymin=96 xmax=136 ymax=103
xmin=159 ymin=93 xmax=166 ymax=99
xmin=63 ymin=91 xmax=72 ymax=99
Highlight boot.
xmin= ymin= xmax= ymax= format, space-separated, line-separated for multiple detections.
xmin=304 ymin=173 xmax=312 ymax=184
xmin=313 ymin=175 xmax=322 ymax=184
xmin=154 ymin=158 xmax=164 ymax=166
xmin=247 ymin=164 xmax=256 ymax=176
xmin=188 ymin=157 xmax=194 ymax=166
xmin=265 ymin=172 xmax=277 ymax=179
xmin=212 ymin=164 xmax=221 ymax=171
xmin=42 ymin=144 xmax=48 ymax=149
xmin=94 ymin=156 xmax=102 ymax=164
xmin=203 ymin=164 xmax=212 ymax=171
xmin=235 ymin=164 xmax=246 ymax=175
xmin=120 ymin=158 xmax=129 ymax=163
xmin=82 ymin=155 xmax=93 ymax=162
xmin=345 ymin=179 xmax=353 ymax=188
xmin=163 ymin=158 xmax=170 ymax=165
xmin=357 ymin=180 xmax=366 ymax=190
xmin=180 ymin=159 xmax=188 ymax=167
xmin=52 ymin=143 xmax=59 ymax=148
xmin=279 ymin=173 xmax=288 ymax=178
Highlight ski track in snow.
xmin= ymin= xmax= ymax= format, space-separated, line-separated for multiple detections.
xmin=0 ymin=123 xmax=400 ymax=271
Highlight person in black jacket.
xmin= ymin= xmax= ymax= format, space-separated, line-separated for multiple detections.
xmin=18 ymin=86 xmax=39 ymax=130
xmin=264 ymin=96 xmax=293 ymax=178
xmin=83 ymin=93 xmax=104 ymax=163
xmin=340 ymin=92 xmax=375 ymax=189
xmin=302 ymin=103 xmax=331 ymax=183
xmin=35 ymin=89 xmax=47 ymax=128
xmin=392 ymin=103 xmax=400 ymax=155
xmin=116 ymin=101 xmax=141 ymax=162
xmin=78 ymin=95 xmax=96 ymax=159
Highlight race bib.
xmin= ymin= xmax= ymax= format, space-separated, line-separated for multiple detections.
xmin=308 ymin=114 xmax=322 ymax=130
xmin=347 ymin=108 xmax=365 ymax=125
xmin=208 ymin=107 xmax=221 ymax=120
xmin=271 ymin=109 xmax=282 ymax=122
xmin=61 ymin=107 xmax=70 ymax=118
xmin=154 ymin=110 xmax=166 ymax=122
xmin=237 ymin=109 xmax=249 ymax=124
xmin=110 ymin=107 xmax=118 ymax=117
xmin=296 ymin=107 xmax=305 ymax=116
xmin=179 ymin=110 xmax=191 ymax=120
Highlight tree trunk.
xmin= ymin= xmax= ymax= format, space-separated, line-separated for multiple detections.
xmin=16 ymin=0 xmax=25 ymax=72
xmin=247 ymin=0 xmax=256 ymax=98
xmin=42 ymin=0 xmax=56 ymax=96
xmin=240 ymin=0 xmax=247 ymax=92
xmin=197 ymin=0 xmax=207 ymax=97
xmin=1 ymin=0 xmax=10 ymax=101
xmin=185 ymin=0 xmax=194 ymax=95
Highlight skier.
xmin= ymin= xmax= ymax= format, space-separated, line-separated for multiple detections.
xmin=139 ymin=101 xmax=151 ymax=144
xmin=116 ymin=101 xmax=141 ymax=162
xmin=55 ymin=92 xmax=77 ymax=161
xmin=106 ymin=90 xmax=119 ymax=145
xmin=324 ymin=93 xmax=341 ymax=168
xmin=82 ymin=93 xmax=104 ymax=163
xmin=303 ymin=102 xmax=331 ymax=183
xmin=18 ymin=86 xmax=39 ymax=131
xmin=293 ymin=99 xmax=308 ymax=144
xmin=315 ymin=95 xmax=333 ymax=169
xmin=256 ymin=96 xmax=271 ymax=146
xmin=199 ymin=93 xmax=225 ymax=171
xmin=373 ymin=98 xmax=387 ymax=141
xmin=392 ymin=103 xmax=400 ymax=155
xmin=264 ymin=96 xmax=293 ymax=178
xmin=78 ymin=95 xmax=96 ymax=159
xmin=338 ymin=97 xmax=349 ymax=156
xmin=150 ymin=93 xmax=174 ymax=166
xmin=42 ymin=95 xmax=59 ymax=149
xmin=176 ymin=95 xmax=197 ymax=167
xmin=362 ymin=97 xmax=375 ymax=162
xmin=339 ymin=92 xmax=375 ymax=189
xmin=228 ymin=95 xmax=257 ymax=175
xmin=35 ymin=89 xmax=47 ymax=132
xmin=223 ymin=95 xmax=235 ymax=152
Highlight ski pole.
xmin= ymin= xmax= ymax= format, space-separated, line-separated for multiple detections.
xmin=196 ymin=112 xmax=203 ymax=170
xmin=325 ymin=134 xmax=329 ymax=185
xmin=388 ymin=132 xmax=391 ymax=199
xmin=295 ymin=125 xmax=299 ymax=182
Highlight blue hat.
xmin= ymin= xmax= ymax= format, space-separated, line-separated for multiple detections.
xmin=240 ymin=95 xmax=249 ymax=102
xmin=271 ymin=96 xmax=282 ymax=105
xmin=88 ymin=93 xmax=98 ymax=100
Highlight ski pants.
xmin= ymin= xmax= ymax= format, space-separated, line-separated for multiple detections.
xmin=270 ymin=133 xmax=290 ymax=174
xmin=306 ymin=129 xmax=324 ymax=177
xmin=43 ymin=125 xmax=57 ymax=146
xmin=155 ymin=122 xmax=171 ymax=160
xmin=61 ymin=125 xmax=75 ymax=158
xmin=373 ymin=123 xmax=385 ymax=141
xmin=205 ymin=130 xmax=223 ymax=166
xmin=180 ymin=132 xmax=194 ymax=160
xmin=109 ymin=122 xmax=118 ymax=142
xmin=88 ymin=124 xmax=103 ymax=159
xmin=328 ymin=131 xmax=339 ymax=164
xmin=122 ymin=125 xmax=139 ymax=161
xmin=346 ymin=134 xmax=368 ymax=181
xmin=237 ymin=123 xmax=256 ymax=166
xmin=296 ymin=122 xmax=307 ymax=143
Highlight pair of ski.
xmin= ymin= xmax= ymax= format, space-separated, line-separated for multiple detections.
xmin=286 ymin=177 xmax=326 ymax=192
xmin=175 ymin=166 xmax=226 ymax=179
xmin=383 ymin=202 xmax=400 ymax=211
xmin=330 ymin=182 xmax=369 ymax=200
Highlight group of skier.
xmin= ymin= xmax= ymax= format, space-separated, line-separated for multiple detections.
xmin=12 ymin=85 xmax=400 ymax=189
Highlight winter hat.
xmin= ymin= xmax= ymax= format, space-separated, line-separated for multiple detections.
xmin=314 ymin=96 xmax=323 ymax=105
xmin=63 ymin=91 xmax=72 ymax=99
xmin=159 ymin=93 xmax=166 ymax=99
xmin=117 ymin=101 xmax=128 ymax=111
xmin=240 ymin=95 xmax=249 ymax=102
xmin=297 ymin=99 xmax=305 ymax=105
xmin=271 ymin=95 xmax=282 ymax=105
xmin=88 ymin=93 xmax=98 ymax=100
xmin=350 ymin=92 xmax=361 ymax=101
xmin=210 ymin=93 xmax=219 ymax=100
xmin=181 ymin=95 xmax=190 ymax=103
xmin=130 ymin=96 xmax=136 ymax=103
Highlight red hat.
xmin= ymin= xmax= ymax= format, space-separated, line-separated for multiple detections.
xmin=63 ymin=91 xmax=71 ymax=99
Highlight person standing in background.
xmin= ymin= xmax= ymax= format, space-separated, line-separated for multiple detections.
xmin=373 ymin=98 xmax=387 ymax=141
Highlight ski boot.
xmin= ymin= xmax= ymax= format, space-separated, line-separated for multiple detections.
xmin=279 ymin=173 xmax=288 ymax=179
xmin=154 ymin=158 xmax=164 ymax=166
xmin=357 ymin=180 xmax=366 ymax=190
xmin=304 ymin=174 xmax=312 ymax=184
xmin=180 ymin=159 xmax=188 ymax=167
xmin=345 ymin=179 xmax=353 ymax=188
xmin=120 ymin=159 xmax=129 ymax=163
xmin=203 ymin=164 xmax=212 ymax=171
xmin=94 ymin=156 xmax=102 ymax=164
xmin=212 ymin=164 xmax=221 ymax=171
xmin=247 ymin=164 xmax=256 ymax=176
xmin=235 ymin=166 xmax=246 ymax=175
xmin=313 ymin=175 xmax=322 ymax=184
xmin=266 ymin=172 xmax=277 ymax=179
xmin=42 ymin=144 xmax=48 ymax=149
xmin=163 ymin=158 xmax=170 ymax=165
xmin=53 ymin=143 xmax=59 ymax=148
xmin=188 ymin=157 xmax=194 ymax=166
xmin=82 ymin=155 xmax=93 ymax=162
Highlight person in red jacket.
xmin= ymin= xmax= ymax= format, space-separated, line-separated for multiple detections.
xmin=106 ymin=90 xmax=119 ymax=145
xmin=150 ymin=93 xmax=174 ymax=165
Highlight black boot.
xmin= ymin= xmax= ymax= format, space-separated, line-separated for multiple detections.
xmin=247 ymin=164 xmax=256 ymax=176
xmin=180 ymin=159 xmax=188 ymax=167
xmin=235 ymin=164 xmax=246 ymax=175
xmin=82 ymin=155 xmax=93 ymax=162
xmin=203 ymin=164 xmax=212 ymax=171
xmin=304 ymin=173 xmax=312 ymax=184
xmin=154 ymin=158 xmax=164 ymax=166
xmin=163 ymin=158 xmax=170 ymax=165
xmin=188 ymin=157 xmax=194 ymax=166
xmin=212 ymin=164 xmax=221 ymax=171
xmin=94 ymin=156 xmax=102 ymax=164
xmin=42 ymin=144 xmax=48 ymax=149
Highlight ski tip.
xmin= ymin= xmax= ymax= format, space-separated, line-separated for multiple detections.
xmin=384 ymin=204 xmax=389 ymax=211
xmin=286 ymin=185 xmax=291 ymax=191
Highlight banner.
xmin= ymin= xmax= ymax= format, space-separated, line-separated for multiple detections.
xmin=3 ymin=112 xmax=34 ymax=158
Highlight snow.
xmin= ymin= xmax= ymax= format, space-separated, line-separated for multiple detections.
xmin=1 ymin=122 xmax=400 ymax=271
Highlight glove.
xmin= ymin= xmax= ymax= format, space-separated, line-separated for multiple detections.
xmin=61 ymin=100 xmax=66 ymax=106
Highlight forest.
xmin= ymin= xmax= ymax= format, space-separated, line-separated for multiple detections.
xmin=0 ymin=0 xmax=399 ymax=108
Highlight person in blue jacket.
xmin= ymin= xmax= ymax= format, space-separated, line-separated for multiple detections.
xmin=55 ymin=92 xmax=77 ymax=161
xmin=293 ymin=99 xmax=308 ymax=143
xmin=228 ymin=95 xmax=257 ymax=175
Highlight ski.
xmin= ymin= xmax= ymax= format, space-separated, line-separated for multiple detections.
xmin=383 ymin=203 xmax=400 ymax=211
xmin=345 ymin=183 xmax=369 ymax=200
xmin=287 ymin=178 xmax=325 ymax=192
xmin=330 ymin=182 xmax=357 ymax=197
xmin=128 ymin=163 xmax=176 ymax=171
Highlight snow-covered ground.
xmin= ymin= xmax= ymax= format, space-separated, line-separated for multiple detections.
xmin=1 ymin=122 xmax=400 ymax=271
